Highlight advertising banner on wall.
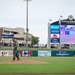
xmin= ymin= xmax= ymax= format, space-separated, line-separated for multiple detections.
xmin=23 ymin=51 xmax=30 ymax=56
xmin=56 ymin=51 xmax=69 ymax=56
xmin=20 ymin=50 xmax=32 ymax=57
xmin=38 ymin=51 xmax=51 ymax=56
xmin=0 ymin=50 xmax=13 ymax=56
xmin=4 ymin=50 xmax=13 ymax=56
xmin=0 ymin=50 xmax=4 ymax=56
xmin=51 ymin=50 xmax=74 ymax=56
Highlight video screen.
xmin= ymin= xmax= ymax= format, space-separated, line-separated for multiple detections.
xmin=60 ymin=25 xmax=75 ymax=44
xmin=51 ymin=34 xmax=60 ymax=43
xmin=50 ymin=25 xmax=60 ymax=43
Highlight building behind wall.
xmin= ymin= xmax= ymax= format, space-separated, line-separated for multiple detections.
xmin=0 ymin=27 xmax=32 ymax=47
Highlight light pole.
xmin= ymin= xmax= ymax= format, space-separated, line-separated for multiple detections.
xmin=59 ymin=15 xmax=63 ymax=49
xmin=24 ymin=0 xmax=31 ymax=48
xmin=47 ymin=19 xmax=52 ymax=48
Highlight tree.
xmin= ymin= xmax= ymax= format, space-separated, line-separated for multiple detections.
xmin=31 ymin=36 xmax=39 ymax=47
xmin=23 ymin=32 xmax=39 ymax=47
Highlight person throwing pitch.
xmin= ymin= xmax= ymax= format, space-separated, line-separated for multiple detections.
xmin=12 ymin=38 xmax=20 ymax=61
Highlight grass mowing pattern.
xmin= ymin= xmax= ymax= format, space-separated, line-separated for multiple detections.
xmin=0 ymin=57 xmax=75 ymax=74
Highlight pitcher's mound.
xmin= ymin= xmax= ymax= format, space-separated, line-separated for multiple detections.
xmin=0 ymin=57 xmax=48 ymax=64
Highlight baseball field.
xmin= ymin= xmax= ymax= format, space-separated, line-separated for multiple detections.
xmin=0 ymin=56 xmax=75 ymax=75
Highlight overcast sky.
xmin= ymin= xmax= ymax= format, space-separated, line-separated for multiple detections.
xmin=0 ymin=0 xmax=75 ymax=44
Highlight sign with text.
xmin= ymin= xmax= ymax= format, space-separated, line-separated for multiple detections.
xmin=2 ymin=33 xmax=14 ymax=38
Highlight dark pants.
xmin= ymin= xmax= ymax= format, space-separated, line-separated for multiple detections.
xmin=13 ymin=50 xmax=19 ymax=60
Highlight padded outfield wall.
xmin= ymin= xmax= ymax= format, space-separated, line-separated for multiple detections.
xmin=0 ymin=50 xmax=75 ymax=57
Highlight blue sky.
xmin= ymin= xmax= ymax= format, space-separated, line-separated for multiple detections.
xmin=0 ymin=0 xmax=75 ymax=44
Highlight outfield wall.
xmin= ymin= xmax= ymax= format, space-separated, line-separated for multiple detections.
xmin=0 ymin=50 xmax=75 ymax=57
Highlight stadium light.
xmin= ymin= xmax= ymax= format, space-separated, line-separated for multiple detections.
xmin=59 ymin=15 xmax=63 ymax=25
xmin=47 ymin=19 xmax=52 ymax=48
xmin=59 ymin=15 xmax=63 ymax=49
xmin=24 ymin=0 xmax=31 ymax=48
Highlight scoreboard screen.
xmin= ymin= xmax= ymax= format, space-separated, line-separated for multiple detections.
xmin=60 ymin=25 xmax=75 ymax=44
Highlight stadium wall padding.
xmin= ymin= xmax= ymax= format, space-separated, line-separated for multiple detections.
xmin=0 ymin=50 xmax=74 ymax=57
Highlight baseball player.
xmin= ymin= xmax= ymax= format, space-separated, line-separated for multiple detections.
xmin=12 ymin=38 xmax=20 ymax=61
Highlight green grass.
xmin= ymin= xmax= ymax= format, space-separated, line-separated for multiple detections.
xmin=0 ymin=47 xmax=75 ymax=50
xmin=0 ymin=57 xmax=75 ymax=74
xmin=0 ymin=47 xmax=50 ymax=50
